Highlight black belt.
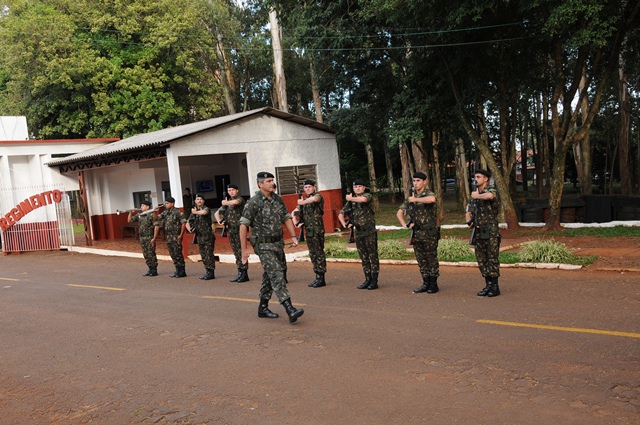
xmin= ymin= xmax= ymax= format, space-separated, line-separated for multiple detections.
xmin=255 ymin=236 xmax=280 ymax=244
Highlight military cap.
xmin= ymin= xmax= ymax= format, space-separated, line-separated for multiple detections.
xmin=165 ymin=196 xmax=176 ymax=203
xmin=257 ymin=171 xmax=274 ymax=179
xmin=475 ymin=169 xmax=491 ymax=178
xmin=303 ymin=179 xmax=316 ymax=186
xmin=413 ymin=172 xmax=427 ymax=180
xmin=352 ymin=178 xmax=366 ymax=186
xmin=141 ymin=200 xmax=152 ymax=207
xmin=227 ymin=183 xmax=239 ymax=190
xmin=195 ymin=193 xmax=205 ymax=200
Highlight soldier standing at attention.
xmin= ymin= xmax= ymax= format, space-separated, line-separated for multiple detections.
xmin=187 ymin=194 xmax=216 ymax=280
xmin=396 ymin=172 xmax=440 ymax=294
xmin=338 ymin=179 xmax=380 ymax=290
xmin=129 ymin=200 xmax=158 ymax=276
xmin=239 ymin=172 xmax=304 ymax=323
xmin=215 ymin=183 xmax=249 ymax=282
xmin=154 ymin=197 xmax=187 ymax=278
xmin=465 ymin=169 xmax=501 ymax=297
xmin=293 ymin=179 xmax=327 ymax=288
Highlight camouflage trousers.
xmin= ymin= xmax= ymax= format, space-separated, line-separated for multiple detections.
xmin=166 ymin=235 xmax=185 ymax=268
xmin=306 ymin=229 xmax=326 ymax=274
xmin=414 ymin=236 xmax=439 ymax=278
xmin=474 ymin=235 xmax=501 ymax=278
xmin=257 ymin=241 xmax=291 ymax=303
xmin=229 ymin=230 xmax=247 ymax=271
xmin=355 ymin=231 xmax=379 ymax=274
xmin=198 ymin=238 xmax=216 ymax=271
xmin=139 ymin=236 xmax=158 ymax=269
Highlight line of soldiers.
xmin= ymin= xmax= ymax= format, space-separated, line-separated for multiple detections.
xmin=128 ymin=168 xmax=501 ymax=326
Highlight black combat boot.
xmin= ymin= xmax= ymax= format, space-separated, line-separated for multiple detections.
xmin=427 ymin=276 xmax=439 ymax=294
xmin=477 ymin=276 xmax=491 ymax=296
xmin=308 ymin=274 xmax=319 ymax=287
xmin=367 ymin=273 xmax=379 ymax=290
xmin=487 ymin=277 xmax=500 ymax=297
xmin=143 ymin=268 xmax=155 ymax=276
xmin=175 ymin=267 xmax=187 ymax=278
xmin=230 ymin=269 xmax=243 ymax=282
xmin=236 ymin=269 xmax=249 ymax=282
xmin=413 ymin=276 xmax=430 ymax=293
xmin=200 ymin=269 xmax=215 ymax=280
xmin=281 ymin=299 xmax=304 ymax=323
xmin=169 ymin=269 xmax=179 ymax=278
xmin=357 ymin=273 xmax=372 ymax=289
xmin=258 ymin=298 xmax=279 ymax=318
xmin=310 ymin=273 xmax=326 ymax=288
xmin=146 ymin=268 xmax=158 ymax=277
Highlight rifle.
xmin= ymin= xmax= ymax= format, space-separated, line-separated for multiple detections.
xmin=406 ymin=187 xmax=416 ymax=245
xmin=467 ymin=180 xmax=477 ymax=246
xmin=344 ymin=187 xmax=355 ymax=243
xmin=294 ymin=175 xmax=305 ymax=242
xmin=188 ymin=210 xmax=199 ymax=244
xmin=219 ymin=179 xmax=228 ymax=238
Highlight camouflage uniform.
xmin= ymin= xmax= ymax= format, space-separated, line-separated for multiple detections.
xmin=217 ymin=196 xmax=246 ymax=271
xmin=239 ymin=191 xmax=291 ymax=303
xmin=400 ymin=188 xmax=439 ymax=279
xmin=156 ymin=207 xmax=187 ymax=269
xmin=132 ymin=212 xmax=157 ymax=269
xmin=467 ymin=187 xmax=501 ymax=278
xmin=341 ymin=192 xmax=379 ymax=274
xmin=190 ymin=206 xmax=215 ymax=272
xmin=300 ymin=192 xmax=326 ymax=274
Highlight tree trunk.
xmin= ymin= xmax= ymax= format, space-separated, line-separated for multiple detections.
xmin=573 ymin=69 xmax=592 ymax=195
xmin=309 ymin=56 xmax=323 ymax=123
xmin=618 ymin=53 xmax=632 ymax=196
xmin=455 ymin=139 xmax=470 ymax=211
xmin=384 ymin=137 xmax=396 ymax=203
xmin=269 ymin=9 xmax=287 ymax=112
xmin=365 ymin=143 xmax=379 ymax=211
xmin=215 ymin=28 xmax=236 ymax=115
xmin=431 ymin=131 xmax=443 ymax=223
xmin=546 ymin=142 xmax=571 ymax=230
xmin=400 ymin=142 xmax=412 ymax=201
xmin=410 ymin=139 xmax=428 ymax=185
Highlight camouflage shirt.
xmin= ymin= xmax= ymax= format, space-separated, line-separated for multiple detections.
xmin=467 ymin=187 xmax=500 ymax=234
xmin=299 ymin=192 xmax=324 ymax=230
xmin=189 ymin=206 xmax=214 ymax=241
xmin=240 ymin=191 xmax=291 ymax=238
xmin=132 ymin=211 xmax=155 ymax=238
xmin=156 ymin=207 xmax=187 ymax=236
xmin=399 ymin=188 xmax=437 ymax=229
xmin=341 ymin=192 xmax=375 ymax=229
xmin=216 ymin=196 xmax=245 ymax=232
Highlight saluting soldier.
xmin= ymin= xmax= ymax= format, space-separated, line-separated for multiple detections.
xmin=293 ymin=179 xmax=327 ymax=288
xmin=129 ymin=200 xmax=158 ymax=276
xmin=215 ymin=183 xmax=249 ymax=282
xmin=187 ymin=193 xmax=216 ymax=280
xmin=396 ymin=172 xmax=440 ymax=294
xmin=465 ymin=169 xmax=501 ymax=297
xmin=240 ymin=171 xmax=304 ymax=323
xmin=154 ymin=196 xmax=187 ymax=278
xmin=338 ymin=178 xmax=380 ymax=290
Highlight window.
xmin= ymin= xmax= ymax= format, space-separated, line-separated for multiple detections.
xmin=132 ymin=191 xmax=152 ymax=208
xmin=276 ymin=165 xmax=317 ymax=195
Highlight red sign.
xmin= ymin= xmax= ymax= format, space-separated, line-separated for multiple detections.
xmin=0 ymin=190 xmax=63 ymax=231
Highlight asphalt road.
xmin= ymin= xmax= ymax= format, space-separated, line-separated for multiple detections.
xmin=1 ymin=251 xmax=639 ymax=424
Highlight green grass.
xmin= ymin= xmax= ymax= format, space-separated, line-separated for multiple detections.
xmin=73 ymin=224 xmax=85 ymax=234
xmin=528 ymin=226 xmax=640 ymax=238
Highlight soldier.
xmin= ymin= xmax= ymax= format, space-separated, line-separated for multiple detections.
xmin=338 ymin=178 xmax=380 ymax=290
xmin=154 ymin=196 xmax=187 ymax=278
xmin=215 ymin=183 xmax=249 ymax=282
xmin=182 ymin=187 xmax=194 ymax=212
xmin=239 ymin=171 xmax=304 ymax=323
xmin=129 ymin=200 xmax=158 ymax=276
xmin=187 ymin=193 xmax=216 ymax=280
xmin=465 ymin=169 xmax=501 ymax=297
xmin=293 ymin=179 xmax=327 ymax=288
xmin=396 ymin=172 xmax=440 ymax=294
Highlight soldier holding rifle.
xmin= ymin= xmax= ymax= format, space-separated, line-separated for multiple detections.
xmin=396 ymin=172 xmax=440 ymax=294
xmin=465 ymin=169 xmax=501 ymax=297
xmin=240 ymin=172 xmax=304 ymax=324
xmin=215 ymin=183 xmax=249 ymax=282
xmin=128 ymin=201 xmax=158 ymax=276
xmin=187 ymin=193 xmax=216 ymax=280
xmin=338 ymin=178 xmax=380 ymax=290
xmin=293 ymin=179 xmax=327 ymax=288
xmin=154 ymin=197 xmax=187 ymax=278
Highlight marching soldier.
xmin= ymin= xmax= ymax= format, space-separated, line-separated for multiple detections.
xmin=465 ymin=169 xmax=501 ymax=297
xmin=240 ymin=172 xmax=304 ymax=323
xmin=215 ymin=183 xmax=249 ymax=282
xmin=396 ymin=172 xmax=440 ymax=294
xmin=154 ymin=197 xmax=187 ymax=278
xmin=293 ymin=179 xmax=327 ymax=288
xmin=187 ymin=193 xmax=216 ymax=280
xmin=129 ymin=200 xmax=158 ymax=276
xmin=338 ymin=178 xmax=380 ymax=290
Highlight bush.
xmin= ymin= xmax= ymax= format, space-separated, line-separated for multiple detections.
xmin=517 ymin=239 xmax=573 ymax=263
xmin=325 ymin=240 xmax=350 ymax=257
xmin=378 ymin=240 xmax=409 ymax=260
xmin=437 ymin=237 xmax=474 ymax=262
